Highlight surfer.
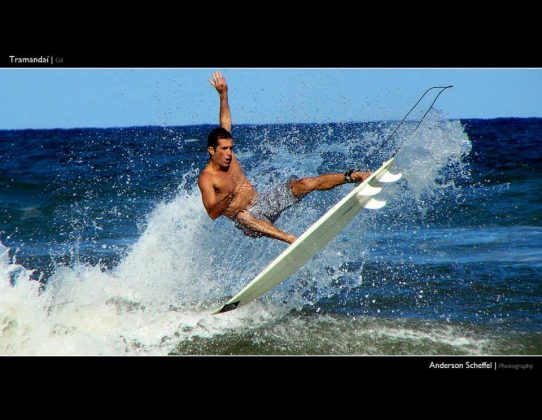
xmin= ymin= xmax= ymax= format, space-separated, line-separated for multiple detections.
xmin=198 ymin=71 xmax=371 ymax=245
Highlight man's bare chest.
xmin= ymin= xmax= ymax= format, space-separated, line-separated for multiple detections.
xmin=213 ymin=169 xmax=245 ymax=194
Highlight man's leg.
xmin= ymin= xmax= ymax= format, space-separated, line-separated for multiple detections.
xmin=290 ymin=171 xmax=371 ymax=199
xmin=235 ymin=210 xmax=296 ymax=244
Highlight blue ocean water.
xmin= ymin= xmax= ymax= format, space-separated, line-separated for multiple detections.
xmin=1 ymin=114 xmax=541 ymax=355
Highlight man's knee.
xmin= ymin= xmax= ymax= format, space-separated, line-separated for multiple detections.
xmin=290 ymin=177 xmax=314 ymax=198
xmin=234 ymin=209 xmax=253 ymax=223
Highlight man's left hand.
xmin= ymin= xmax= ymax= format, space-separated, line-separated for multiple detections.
xmin=209 ymin=71 xmax=228 ymax=95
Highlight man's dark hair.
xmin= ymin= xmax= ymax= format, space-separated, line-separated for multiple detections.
xmin=207 ymin=127 xmax=233 ymax=150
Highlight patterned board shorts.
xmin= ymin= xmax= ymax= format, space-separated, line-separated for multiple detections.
xmin=234 ymin=176 xmax=301 ymax=238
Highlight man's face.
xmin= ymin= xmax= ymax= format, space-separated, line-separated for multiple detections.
xmin=209 ymin=138 xmax=234 ymax=169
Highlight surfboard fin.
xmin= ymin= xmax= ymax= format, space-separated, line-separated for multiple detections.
xmin=357 ymin=182 xmax=382 ymax=196
xmin=363 ymin=198 xmax=386 ymax=209
xmin=377 ymin=171 xmax=402 ymax=183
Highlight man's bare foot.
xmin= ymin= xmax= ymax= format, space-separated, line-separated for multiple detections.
xmin=286 ymin=234 xmax=297 ymax=245
xmin=352 ymin=172 xmax=372 ymax=182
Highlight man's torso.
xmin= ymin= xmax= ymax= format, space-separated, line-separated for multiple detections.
xmin=200 ymin=155 xmax=258 ymax=217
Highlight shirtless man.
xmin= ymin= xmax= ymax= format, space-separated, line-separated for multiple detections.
xmin=198 ymin=71 xmax=371 ymax=245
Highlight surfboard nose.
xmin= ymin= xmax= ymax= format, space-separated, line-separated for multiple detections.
xmin=212 ymin=301 xmax=240 ymax=314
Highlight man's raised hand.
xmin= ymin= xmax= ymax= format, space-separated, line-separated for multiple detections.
xmin=209 ymin=71 xmax=228 ymax=95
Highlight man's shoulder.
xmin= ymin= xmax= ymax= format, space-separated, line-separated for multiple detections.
xmin=199 ymin=166 xmax=214 ymax=176
xmin=198 ymin=167 xmax=216 ymax=184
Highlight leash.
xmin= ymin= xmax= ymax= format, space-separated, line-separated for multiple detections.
xmin=375 ymin=85 xmax=454 ymax=159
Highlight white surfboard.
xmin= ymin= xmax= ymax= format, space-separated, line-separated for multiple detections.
xmin=212 ymin=157 xmax=402 ymax=314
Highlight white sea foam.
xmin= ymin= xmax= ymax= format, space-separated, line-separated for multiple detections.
xmin=0 ymin=185 xmax=289 ymax=355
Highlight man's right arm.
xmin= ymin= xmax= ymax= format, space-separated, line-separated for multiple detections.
xmin=198 ymin=174 xmax=234 ymax=220
xmin=222 ymin=183 xmax=254 ymax=218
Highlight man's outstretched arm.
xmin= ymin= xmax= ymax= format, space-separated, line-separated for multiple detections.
xmin=209 ymin=71 xmax=231 ymax=133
